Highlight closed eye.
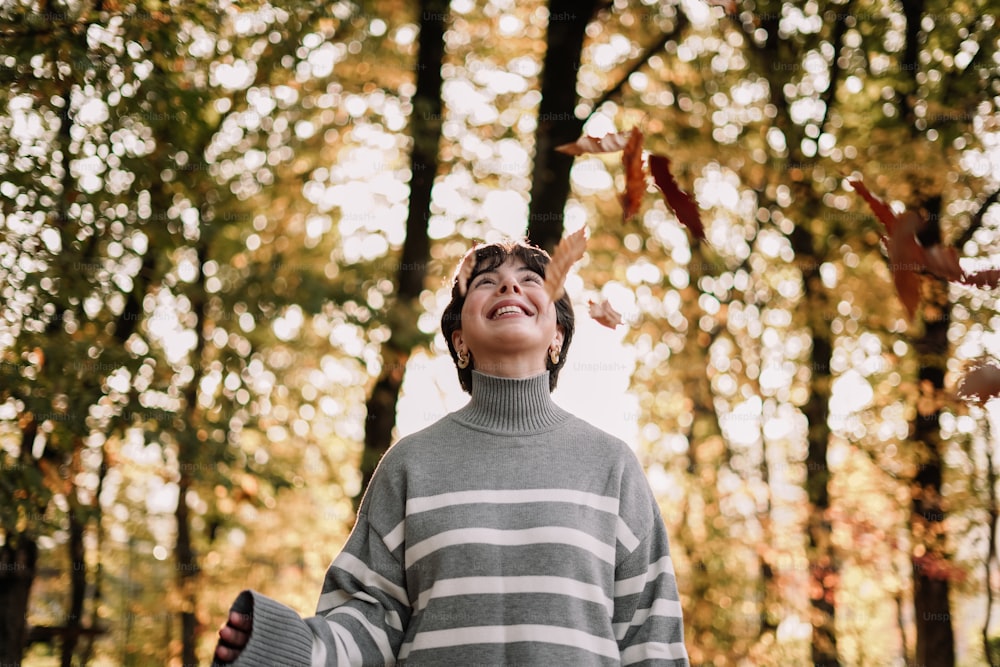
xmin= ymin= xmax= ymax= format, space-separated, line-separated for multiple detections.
xmin=472 ymin=268 xmax=542 ymax=288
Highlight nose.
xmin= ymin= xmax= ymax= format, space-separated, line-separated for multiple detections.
xmin=498 ymin=276 xmax=522 ymax=294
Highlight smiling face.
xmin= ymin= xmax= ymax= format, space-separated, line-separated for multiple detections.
xmin=441 ymin=240 xmax=575 ymax=393
xmin=452 ymin=256 xmax=563 ymax=380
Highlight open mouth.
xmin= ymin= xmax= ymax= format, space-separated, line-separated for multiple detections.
xmin=489 ymin=303 xmax=532 ymax=319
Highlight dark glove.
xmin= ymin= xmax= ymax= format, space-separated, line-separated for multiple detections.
xmin=212 ymin=591 xmax=254 ymax=666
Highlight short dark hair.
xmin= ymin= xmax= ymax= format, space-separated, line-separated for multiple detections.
xmin=441 ymin=239 xmax=575 ymax=393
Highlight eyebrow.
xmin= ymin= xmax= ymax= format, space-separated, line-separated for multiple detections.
xmin=472 ymin=266 xmax=542 ymax=282
xmin=475 ymin=265 xmax=541 ymax=276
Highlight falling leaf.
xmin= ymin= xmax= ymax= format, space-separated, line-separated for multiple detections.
xmin=958 ymin=361 xmax=1000 ymax=403
xmin=962 ymin=269 xmax=1000 ymax=289
xmin=555 ymin=131 xmax=633 ymax=156
xmin=849 ymin=180 xmax=942 ymax=320
xmin=885 ymin=210 xmax=926 ymax=320
xmin=648 ymin=153 xmax=705 ymax=241
xmin=455 ymin=246 xmax=477 ymax=296
xmin=589 ymin=299 xmax=623 ymax=329
xmin=619 ymin=128 xmax=645 ymax=222
xmin=849 ymin=178 xmax=899 ymax=235
xmin=923 ymin=244 xmax=964 ymax=282
xmin=544 ymin=227 xmax=587 ymax=302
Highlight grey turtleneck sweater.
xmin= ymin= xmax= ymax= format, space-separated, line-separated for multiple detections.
xmin=226 ymin=371 xmax=688 ymax=666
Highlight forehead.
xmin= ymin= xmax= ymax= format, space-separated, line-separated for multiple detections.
xmin=476 ymin=256 xmax=536 ymax=273
xmin=471 ymin=245 xmax=548 ymax=276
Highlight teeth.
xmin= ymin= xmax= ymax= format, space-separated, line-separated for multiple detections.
xmin=492 ymin=305 xmax=526 ymax=319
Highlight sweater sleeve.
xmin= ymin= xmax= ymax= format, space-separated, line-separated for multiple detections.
xmin=228 ymin=458 xmax=412 ymax=667
xmin=309 ymin=506 xmax=411 ymax=665
xmin=613 ymin=503 xmax=689 ymax=666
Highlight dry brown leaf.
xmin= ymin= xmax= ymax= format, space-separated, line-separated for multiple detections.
xmin=962 ymin=269 xmax=1000 ymax=289
xmin=555 ymin=131 xmax=633 ymax=156
xmin=849 ymin=178 xmax=899 ymax=235
xmin=589 ymin=299 xmax=624 ymax=329
xmin=544 ymin=227 xmax=587 ymax=302
xmin=923 ymin=244 xmax=964 ymax=282
xmin=649 ymin=153 xmax=705 ymax=241
xmin=958 ymin=362 xmax=1000 ymax=403
xmin=455 ymin=246 xmax=477 ymax=296
xmin=886 ymin=210 xmax=926 ymax=320
xmin=619 ymin=128 xmax=646 ymax=222
xmin=847 ymin=180 xmax=953 ymax=320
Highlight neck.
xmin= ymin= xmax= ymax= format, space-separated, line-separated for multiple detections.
xmin=469 ymin=354 xmax=547 ymax=381
xmin=454 ymin=371 xmax=567 ymax=434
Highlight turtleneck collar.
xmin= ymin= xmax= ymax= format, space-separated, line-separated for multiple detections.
xmin=452 ymin=370 xmax=569 ymax=434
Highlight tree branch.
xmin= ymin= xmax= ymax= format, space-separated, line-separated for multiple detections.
xmin=954 ymin=186 xmax=1000 ymax=250
xmin=587 ymin=12 xmax=689 ymax=118
xmin=819 ymin=0 xmax=855 ymax=135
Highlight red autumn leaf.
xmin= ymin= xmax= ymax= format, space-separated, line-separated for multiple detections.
xmin=962 ymin=269 xmax=1000 ymax=289
xmin=555 ymin=131 xmax=634 ymax=156
xmin=648 ymin=153 xmax=704 ymax=241
xmin=889 ymin=265 xmax=922 ymax=320
xmin=848 ymin=179 xmax=943 ymax=320
xmin=849 ymin=181 xmax=964 ymax=282
xmin=544 ymin=227 xmax=587 ymax=302
xmin=958 ymin=361 xmax=1000 ymax=403
xmin=588 ymin=299 xmax=624 ymax=329
xmin=923 ymin=244 xmax=964 ymax=282
xmin=849 ymin=178 xmax=899 ymax=236
xmin=619 ymin=128 xmax=645 ymax=222
xmin=886 ymin=210 xmax=926 ymax=320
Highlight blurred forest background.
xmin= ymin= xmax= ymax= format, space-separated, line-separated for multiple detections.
xmin=2 ymin=0 xmax=1000 ymax=665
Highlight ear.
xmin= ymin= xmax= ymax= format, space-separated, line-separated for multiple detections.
xmin=451 ymin=329 xmax=465 ymax=354
xmin=551 ymin=325 xmax=565 ymax=351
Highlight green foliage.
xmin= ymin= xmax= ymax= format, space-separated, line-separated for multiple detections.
xmin=0 ymin=0 xmax=420 ymax=662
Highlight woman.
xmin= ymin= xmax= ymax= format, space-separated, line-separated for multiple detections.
xmin=214 ymin=238 xmax=688 ymax=666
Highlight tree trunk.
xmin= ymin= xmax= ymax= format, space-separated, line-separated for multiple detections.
xmin=805 ymin=332 xmax=837 ymax=666
xmin=175 ymin=469 xmax=199 ymax=667
xmin=397 ymin=0 xmax=445 ymax=301
xmin=758 ymin=433 xmax=779 ymax=643
xmin=784 ymin=210 xmax=840 ymax=667
xmin=526 ymin=0 xmax=602 ymax=252
xmin=0 ymin=540 xmax=38 ymax=666
xmin=680 ymin=248 xmax=734 ymax=660
xmin=984 ymin=425 xmax=999 ymax=665
xmin=749 ymin=0 xmax=843 ymax=639
xmin=61 ymin=494 xmax=87 ymax=667
xmin=356 ymin=0 xmax=446 ymax=504
xmin=78 ymin=453 xmax=108 ymax=666
xmin=175 ymin=236 xmax=210 ymax=667
xmin=911 ymin=273 xmax=955 ymax=666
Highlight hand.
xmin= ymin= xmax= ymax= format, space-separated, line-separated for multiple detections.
xmin=214 ymin=609 xmax=253 ymax=664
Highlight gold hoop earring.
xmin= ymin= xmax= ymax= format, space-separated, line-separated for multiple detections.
xmin=457 ymin=351 xmax=470 ymax=369
xmin=549 ymin=348 xmax=560 ymax=365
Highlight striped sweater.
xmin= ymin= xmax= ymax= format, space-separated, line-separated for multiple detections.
xmin=229 ymin=371 xmax=688 ymax=666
